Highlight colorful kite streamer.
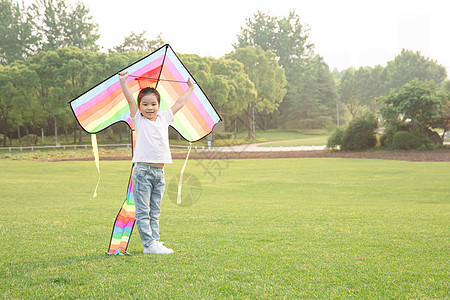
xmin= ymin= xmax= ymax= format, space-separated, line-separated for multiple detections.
xmin=69 ymin=44 xmax=221 ymax=254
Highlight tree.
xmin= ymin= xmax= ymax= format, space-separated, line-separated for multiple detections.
xmin=210 ymin=57 xmax=257 ymax=133
xmin=106 ymin=50 xmax=150 ymax=74
xmin=429 ymin=81 xmax=450 ymax=138
xmin=338 ymin=68 xmax=359 ymax=120
xmin=0 ymin=0 xmax=39 ymax=64
xmin=338 ymin=66 xmax=387 ymax=121
xmin=384 ymin=49 xmax=447 ymax=91
xmin=337 ymin=50 xmax=446 ymax=125
xmin=0 ymin=64 xmax=17 ymax=145
xmin=235 ymin=10 xmax=318 ymax=130
xmin=26 ymin=47 xmax=108 ymax=143
xmin=31 ymin=0 xmax=99 ymax=51
xmin=61 ymin=1 xmax=99 ymax=51
xmin=0 ymin=61 xmax=38 ymax=146
xmin=110 ymin=31 xmax=164 ymax=53
xmin=380 ymin=79 xmax=446 ymax=128
xmin=178 ymin=54 xmax=228 ymax=111
xmin=280 ymin=55 xmax=337 ymax=129
xmin=179 ymin=53 xmax=257 ymax=132
xmin=235 ymin=10 xmax=313 ymax=69
xmin=310 ymin=55 xmax=337 ymax=127
xmin=226 ymin=46 xmax=286 ymax=139
xmin=379 ymin=79 xmax=447 ymax=147
xmin=1 ymin=0 xmax=100 ymax=64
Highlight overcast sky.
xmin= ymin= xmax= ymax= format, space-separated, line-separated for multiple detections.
xmin=28 ymin=0 xmax=450 ymax=75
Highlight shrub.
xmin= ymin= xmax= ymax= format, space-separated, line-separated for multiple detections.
xmin=381 ymin=123 xmax=436 ymax=150
xmin=341 ymin=112 xmax=378 ymax=151
xmin=380 ymin=120 xmax=403 ymax=148
xmin=326 ymin=128 xmax=344 ymax=150
xmin=392 ymin=131 xmax=422 ymax=150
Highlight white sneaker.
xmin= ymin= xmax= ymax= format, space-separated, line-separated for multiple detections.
xmin=143 ymin=242 xmax=165 ymax=254
xmin=143 ymin=241 xmax=173 ymax=254
xmin=157 ymin=241 xmax=174 ymax=254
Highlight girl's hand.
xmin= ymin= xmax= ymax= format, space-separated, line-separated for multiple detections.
xmin=119 ymin=71 xmax=129 ymax=82
xmin=187 ymin=77 xmax=195 ymax=89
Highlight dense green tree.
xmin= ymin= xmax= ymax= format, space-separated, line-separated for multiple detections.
xmin=384 ymin=49 xmax=447 ymax=91
xmin=106 ymin=50 xmax=149 ymax=74
xmin=110 ymin=31 xmax=164 ymax=53
xmin=1 ymin=0 xmax=99 ymax=65
xmin=226 ymin=46 xmax=286 ymax=138
xmin=26 ymin=47 xmax=108 ymax=142
xmin=0 ymin=0 xmax=39 ymax=64
xmin=179 ymin=54 xmax=228 ymax=110
xmin=14 ymin=68 xmax=42 ymax=146
xmin=380 ymin=79 xmax=446 ymax=128
xmin=379 ymin=79 xmax=448 ymax=148
xmin=280 ymin=55 xmax=337 ymax=129
xmin=337 ymin=51 xmax=447 ymax=123
xmin=0 ymin=61 xmax=38 ymax=146
xmin=313 ymin=55 xmax=338 ymax=125
xmin=180 ymin=53 xmax=257 ymax=133
xmin=338 ymin=68 xmax=359 ymax=120
xmin=338 ymin=67 xmax=381 ymax=120
xmin=235 ymin=10 xmax=313 ymax=68
xmin=211 ymin=57 xmax=257 ymax=135
xmin=235 ymin=10 xmax=320 ymax=130
xmin=31 ymin=0 xmax=99 ymax=51
xmin=431 ymin=81 xmax=450 ymax=137
xmin=0 ymin=64 xmax=18 ymax=145
xmin=338 ymin=65 xmax=388 ymax=121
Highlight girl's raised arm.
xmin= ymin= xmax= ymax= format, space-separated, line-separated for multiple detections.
xmin=119 ymin=72 xmax=138 ymax=118
xmin=171 ymin=78 xmax=195 ymax=115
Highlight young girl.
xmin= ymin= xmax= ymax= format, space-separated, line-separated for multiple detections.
xmin=119 ymin=71 xmax=195 ymax=254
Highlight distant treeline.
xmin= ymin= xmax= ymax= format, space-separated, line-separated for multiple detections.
xmin=1 ymin=1 xmax=448 ymax=146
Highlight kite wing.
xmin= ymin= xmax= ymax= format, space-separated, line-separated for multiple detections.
xmin=69 ymin=44 xmax=221 ymax=142
xmin=69 ymin=45 xmax=221 ymax=255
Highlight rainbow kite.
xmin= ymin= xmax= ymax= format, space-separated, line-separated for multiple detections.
xmin=69 ymin=44 xmax=221 ymax=255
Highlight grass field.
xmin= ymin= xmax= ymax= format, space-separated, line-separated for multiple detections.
xmin=237 ymin=129 xmax=329 ymax=142
xmin=257 ymin=135 xmax=329 ymax=147
xmin=1 ymin=158 xmax=448 ymax=298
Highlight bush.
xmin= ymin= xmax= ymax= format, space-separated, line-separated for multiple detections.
xmin=341 ymin=113 xmax=378 ymax=151
xmin=380 ymin=120 xmax=403 ymax=148
xmin=392 ymin=131 xmax=422 ymax=150
xmin=326 ymin=128 xmax=344 ymax=150
xmin=381 ymin=123 xmax=437 ymax=150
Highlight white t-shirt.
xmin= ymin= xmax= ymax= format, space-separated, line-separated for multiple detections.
xmin=131 ymin=109 xmax=174 ymax=164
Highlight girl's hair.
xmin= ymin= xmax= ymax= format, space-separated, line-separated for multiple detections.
xmin=137 ymin=87 xmax=161 ymax=106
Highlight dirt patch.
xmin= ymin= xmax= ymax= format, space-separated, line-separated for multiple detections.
xmin=48 ymin=149 xmax=450 ymax=162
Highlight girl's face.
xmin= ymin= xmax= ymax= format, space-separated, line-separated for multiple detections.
xmin=139 ymin=94 xmax=160 ymax=121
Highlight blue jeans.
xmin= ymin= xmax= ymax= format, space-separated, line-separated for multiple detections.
xmin=132 ymin=163 xmax=166 ymax=248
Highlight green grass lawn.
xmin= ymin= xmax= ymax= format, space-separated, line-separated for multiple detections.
xmin=237 ymin=129 xmax=328 ymax=140
xmin=257 ymin=135 xmax=329 ymax=147
xmin=1 ymin=158 xmax=448 ymax=298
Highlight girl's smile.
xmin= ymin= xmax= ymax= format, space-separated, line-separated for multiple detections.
xmin=139 ymin=94 xmax=160 ymax=121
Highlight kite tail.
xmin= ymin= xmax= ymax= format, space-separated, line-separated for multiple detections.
xmin=107 ymin=131 xmax=137 ymax=255
xmin=107 ymin=167 xmax=136 ymax=254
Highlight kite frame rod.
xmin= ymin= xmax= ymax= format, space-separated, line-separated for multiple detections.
xmin=127 ymin=74 xmax=196 ymax=84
